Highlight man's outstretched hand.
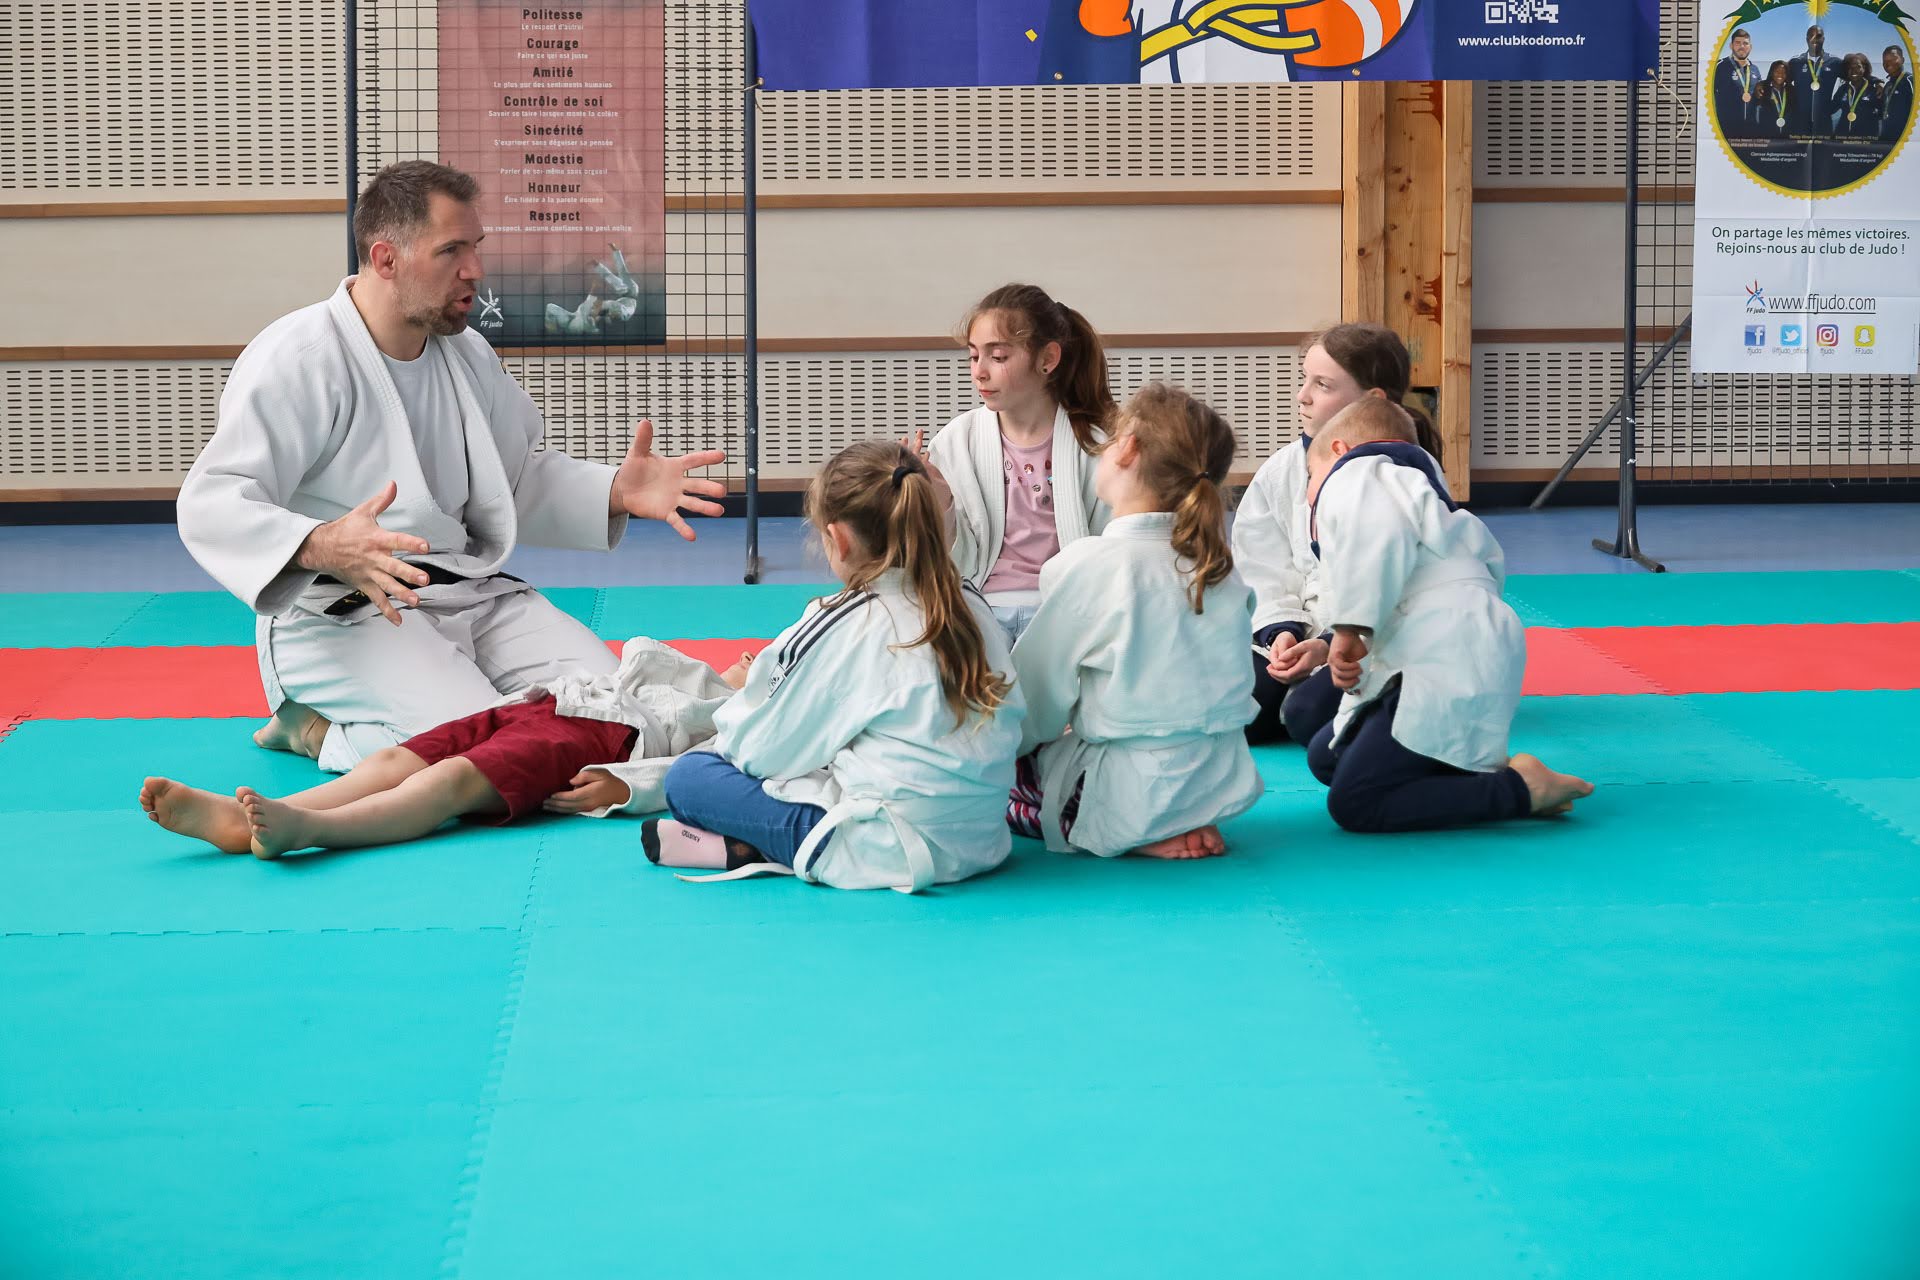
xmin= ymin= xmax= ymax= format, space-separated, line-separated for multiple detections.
xmin=294 ymin=481 xmax=432 ymax=626
xmin=610 ymin=419 xmax=728 ymax=540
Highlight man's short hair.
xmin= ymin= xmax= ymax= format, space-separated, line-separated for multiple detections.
xmin=1732 ymin=27 xmax=1750 ymax=42
xmin=352 ymin=161 xmax=480 ymax=266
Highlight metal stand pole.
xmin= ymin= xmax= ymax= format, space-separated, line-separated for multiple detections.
xmin=344 ymin=0 xmax=359 ymax=272
xmin=1590 ymin=77 xmax=1665 ymax=572
xmin=1530 ymin=314 xmax=1690 ymax=509
xmin=741 ymin=9 xmax=763 ymax=584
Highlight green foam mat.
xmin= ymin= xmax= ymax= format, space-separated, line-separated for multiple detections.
xmin=0 ymin=591 xmax=154 ymax=648
xmin=1504 ymin=569 xmax=1920 ymax=629
xmin=0 ymin=718 xmax=326 ymax=813
xmin=0 ymin=930 xmax=516 ymax=1110
xmin=595 ymin=581 xmax=835 ymax=640
xmin=0 ymin=808 xmax=553 ymax=935
xmin=457 ymin=1088 xmax=1535 ymax=1280
xmin=0 ymin=1104 xmax=478 ymax=1280
xmin=1679 ymin=689 xmax=1920 ymax=779
xmin=499 ymin=916 xmax=1382 ymax=1106
xmin=1227 ymin=779 xmax=1920 ymax=914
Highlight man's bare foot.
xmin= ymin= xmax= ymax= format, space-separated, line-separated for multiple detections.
xmin=1134 ymin=825 xmax=1226 ymax=859
xmin=253 ymin=703 xmax=328 ymax=759
xmin=139 ymin=777 xmax=252 ymax=854
xmin=237 ymin=786 xmax=317 ymax=860
xmin=1508 ymin=754 xmax=1595 ymax=816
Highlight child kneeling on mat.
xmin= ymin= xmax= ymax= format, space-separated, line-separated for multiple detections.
xmin=1007 ymin=382 xmax=1263 ymax=859
xmin=1304 ymin=398 xmax=1593 ymax=832
xmin=647 ymin=439 xmax=1026 ymax=893
xmin=139 ymin=638 xmax=747 ymax=858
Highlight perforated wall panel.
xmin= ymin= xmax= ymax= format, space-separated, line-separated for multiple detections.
xmin=1 ymin=1 xmax=346 ymax=193
xmin=1474 ymin=344 xmax=1920 ymax=473
xmin=758 ymin=84 xmax=1337 ymax=188
xmin=753 ymin=348 xmax=1302 ymax=482
xmin=1477 ymin=0 xmax=1696 ymax=186
xmin=1 ymin=361 xmax=230 ymax=481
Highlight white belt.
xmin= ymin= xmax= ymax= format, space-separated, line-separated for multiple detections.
xmin=794 ymin=796 xmax=937 ymax=895
xmin=676 ymin=796 xmax=938 ymax=894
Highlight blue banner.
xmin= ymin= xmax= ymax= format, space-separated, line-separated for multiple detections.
xmin=749 ymin=1 xmax=1660 ymax=89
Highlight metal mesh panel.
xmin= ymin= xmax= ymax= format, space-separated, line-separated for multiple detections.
xmin=1478 ymin=0 xmax=1918 ymax=483
xmin=352 ymin=0 xmax=747 ymax=473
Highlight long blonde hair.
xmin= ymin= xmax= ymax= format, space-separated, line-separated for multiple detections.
xmin=1116 ymin=382 xmax=1237 ymax=613
xmin=805 ymin=440 xmax=1011 ymax=726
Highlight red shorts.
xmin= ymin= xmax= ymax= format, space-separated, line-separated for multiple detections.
xmin=401 ymin=697 xmax=638 ymax=822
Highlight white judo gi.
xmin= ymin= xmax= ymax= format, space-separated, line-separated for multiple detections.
xmin=707 ymin=571 xmax=1026 ymax=891
xmin=1314 ymin=452 xmax=1526 ymax=772
xmin=178 ymin=278 xmax=626 ymax=772
xmin=928 ymin=404 xmax=1108 ymax=592
xmin=504 ymin=637 xmax=736 ymax=816
xmin=1231 ymin=438 xmax=1326 ymax=637
xmin=1011 ymin=512 xmax=1264 ymax=856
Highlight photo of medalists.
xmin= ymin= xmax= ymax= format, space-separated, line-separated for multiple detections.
xmin=1713 ymin=16 xmax=1913 ymax=146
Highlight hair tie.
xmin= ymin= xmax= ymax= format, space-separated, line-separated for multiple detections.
xmin=891 ymin=464 xmax=912 ymax=488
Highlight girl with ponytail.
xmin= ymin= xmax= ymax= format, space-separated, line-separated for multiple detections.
xmin=925 ymin=282 xmax=1116 ymax=645
xmin=1234 ymin=323 xmax=1446 ymax=750
xmin=1008 ymin=382 xmax=1262 ymax=861
xmin=650 ymin=441 xmax=1024 ymax=892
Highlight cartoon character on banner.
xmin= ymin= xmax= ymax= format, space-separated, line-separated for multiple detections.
xmin=1073 ymin=0 xmax=1416 ymax=83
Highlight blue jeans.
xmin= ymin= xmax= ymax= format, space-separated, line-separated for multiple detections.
xmin=662 ymin=752 xmax=829 ymax=868
xmin=1307 ymin=682 xmax=1530 ymax=833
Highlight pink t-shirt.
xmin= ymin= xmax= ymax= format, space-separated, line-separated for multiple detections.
xmin=981 ymin=434 xmax=1060 ymax=595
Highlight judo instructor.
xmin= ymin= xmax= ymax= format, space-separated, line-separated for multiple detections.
xmin=178 ymin=161 xmax=727 ymax=772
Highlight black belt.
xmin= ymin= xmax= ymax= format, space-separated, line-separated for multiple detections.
xmin=316 ymin=565 xmax=523 ymax=617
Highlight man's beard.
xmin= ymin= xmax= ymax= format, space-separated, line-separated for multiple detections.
xmin=399 ymin=280 xmax=469 ymax=336
xmin=405 ymin=298 xmax=469 ymax=336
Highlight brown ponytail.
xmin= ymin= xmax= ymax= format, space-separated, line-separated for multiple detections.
xmin=1309 ymin=323 xmax=1444 ymax=463
xmin=1116 ymin=382 xmax=1237 ymax=614
xmin=805 ymin=440 xmax=1012 ymax=728
xmin=960 ymin=283 xmax=1116 ymax=453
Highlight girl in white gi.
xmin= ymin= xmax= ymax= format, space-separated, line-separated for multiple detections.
xmin=647 ymin=441 xmax=1025 ymax=893
xmin=927 ymin=283 xmax=1115 ymax=644
xmin=1304 ymin=398 xmax=1592 ymax=832
xmin=1234 ymin=323 xmax=1443 ymax=750
xmin=1008 ymin=382 xmax=1263 ymax=860
xmin=138 ymin=642 xmax=748 ymax=858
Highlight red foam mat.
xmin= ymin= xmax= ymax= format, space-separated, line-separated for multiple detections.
xmin=6 ymin=624 xmax=1914 ymax=720
xmin=1521 ymin=628 xmax=1662 ymax=697
xmin=1570 ymin=621 xmax=1920 ymax=695
xmin=2 ymin=639 xmax=777 ymax=721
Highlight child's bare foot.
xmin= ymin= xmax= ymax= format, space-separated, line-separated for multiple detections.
xmin=720 ymin=651 xmax=755 ymax=690
xmin=1508 ymin=754 xmax=1595 ymax=816
xmin=238 ymin=786 xmax=316 ymax=860
xmin=139 ymin=777 xmax=252 ymax=853
xmin=253 ymin=702 xmax=327 ymax=759
xmin=1134 ymin=825 xmax=1226 ymax=859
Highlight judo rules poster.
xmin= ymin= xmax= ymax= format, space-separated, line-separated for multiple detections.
xmin=1693 ymin=0 xmax=1919 ymax=373
xmin=440 ymin=0 xmax=666 ymax=345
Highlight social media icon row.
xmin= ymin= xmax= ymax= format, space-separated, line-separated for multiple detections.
xmin=1743 ymin=323 xmax=1874 ymax=349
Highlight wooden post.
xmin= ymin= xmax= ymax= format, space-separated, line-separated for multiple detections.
xmin=1341 ymin=81 xmax=1387 ymax=325
xmin=1439 ymin=80 xmax=1474 ymax=500
xmin=1386 ymin=81 xmax=1444 ymax=387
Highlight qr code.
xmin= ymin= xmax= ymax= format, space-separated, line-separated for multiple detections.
xmin=1486 ymin=0 xmax=1561 ymax=22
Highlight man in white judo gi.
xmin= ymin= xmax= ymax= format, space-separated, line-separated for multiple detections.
xmin=177 ymin=161 xmax=727 ymax=772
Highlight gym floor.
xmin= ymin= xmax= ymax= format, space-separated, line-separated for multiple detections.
xmin=2 ymin=505 xmax=1916 ymax=1278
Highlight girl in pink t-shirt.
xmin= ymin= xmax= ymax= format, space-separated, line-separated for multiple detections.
xmin=925 ymin=283 xmax=1114 ymax=643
